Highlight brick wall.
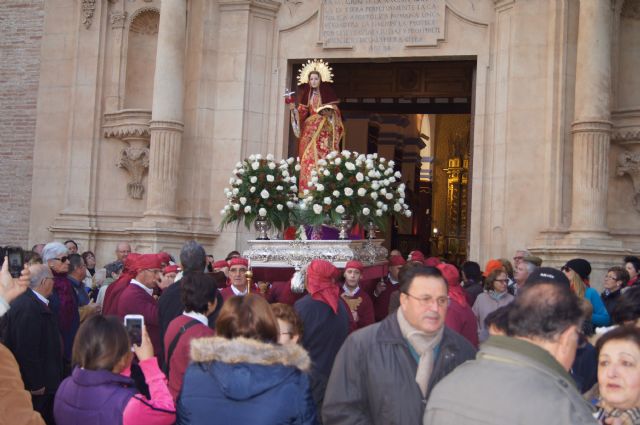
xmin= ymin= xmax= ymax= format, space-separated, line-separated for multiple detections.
xmin=0 ymin=0 xmax=44 ymax=247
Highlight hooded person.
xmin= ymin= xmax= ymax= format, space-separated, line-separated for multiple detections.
xmin=373 ymin=254 xmax=406 ymax=321
xmin=340 ymin=260 xmax=374 ymax=332
xmin=294 ymin=259 xmax=349 ymax=412
xmin=102 ymin=253 xmax=141 ymax=316
xmin=116 ymin=253 xmax=164 ymax=354
xmin=437 ymin=263 xmax=479 ymax=348
xmin=408 ymin=251 xmax=426 ymax=265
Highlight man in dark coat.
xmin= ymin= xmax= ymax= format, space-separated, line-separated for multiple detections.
xmin=158 ymin=241 xmax=223 ymax=367
xmin=4 ymin=264 xmax=63 ymax=425
xmin=294 ymin=259 xmax=349 ymax=413
xmin=322 ymin=265 xmax=476 ymax=425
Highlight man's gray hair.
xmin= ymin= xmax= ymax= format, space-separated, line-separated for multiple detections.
xmin=29 ymin=264 xmax=53 ymax=289
xmin=180 ymin=240 xmax=206 ymax=273
xmin=42 ymin=242 xmax=68 ymax=263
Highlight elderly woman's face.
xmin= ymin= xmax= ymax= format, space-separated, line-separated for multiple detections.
xmin=48 ymin=255 xmax=70 ymax=274
xmin=598 ymin=339 xmax=640 ymax=410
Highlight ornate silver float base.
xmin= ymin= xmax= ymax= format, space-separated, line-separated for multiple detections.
xmin=243 ymin=239 xmax=388 ymax=269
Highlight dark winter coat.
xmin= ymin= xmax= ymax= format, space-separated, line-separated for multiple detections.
xmin=322 ymin=311 xmax=476 ymax=425
xmin=177 ymin=336 xmax=317 ymax=425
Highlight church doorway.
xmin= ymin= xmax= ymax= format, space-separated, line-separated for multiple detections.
xmin=288 ymin=60 xmax=474 ymax=264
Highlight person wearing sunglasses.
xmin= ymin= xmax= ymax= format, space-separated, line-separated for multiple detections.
xmin=42 ymin=242 xmax=79 ymax=377
xmin=472 ymin=269 xmax=515 ymax=343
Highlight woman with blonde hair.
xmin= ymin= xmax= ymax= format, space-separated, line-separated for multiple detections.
xmin=562 ymin=258 xmax=610 ymax=333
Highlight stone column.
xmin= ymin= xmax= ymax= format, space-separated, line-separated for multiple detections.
xmin=144 ymin=0 xmax=186 ymax=220
xmin=569 ymin=0 xmax=612 ymax=236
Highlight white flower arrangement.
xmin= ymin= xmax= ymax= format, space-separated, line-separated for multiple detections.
xmin=220 ymin=155 xmax=300 ymax=232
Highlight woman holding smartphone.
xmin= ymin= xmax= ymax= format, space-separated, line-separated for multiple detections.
xmin=53 ymin=315 xmax=175 ymax=425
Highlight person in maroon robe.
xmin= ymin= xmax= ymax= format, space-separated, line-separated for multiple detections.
xmin=373 ymin=254 xmax=406 ymax=322
xmin=220 ymin=257 xmax=250 ymax=301
xmin=340 ymin=260 xmax=374 ymax=332
xmin=437 ymin=263 xmax=479 ymax=348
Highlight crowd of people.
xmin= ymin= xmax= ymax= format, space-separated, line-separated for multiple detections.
xmin=2 ymin=240 xmax=640 ymax=424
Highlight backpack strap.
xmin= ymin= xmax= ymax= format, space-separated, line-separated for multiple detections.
xmin=164 ymin=319 xmax=201 ymax=375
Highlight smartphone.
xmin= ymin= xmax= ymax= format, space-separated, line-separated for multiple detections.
xmin=6 ymin=247 xmax=24 ymax=278
xmin=124 ymin=314 xmax=144 ymax=346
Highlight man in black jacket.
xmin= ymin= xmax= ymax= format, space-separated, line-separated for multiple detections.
xmin=158 ymin=241 xmax=224 ymax=368
xmin=322 ymin=265 xmax=476 ymax=425
xmin=4 ymin=264 xmax=63 ymax=425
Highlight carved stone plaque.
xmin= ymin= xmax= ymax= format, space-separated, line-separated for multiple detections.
xmin=321 ymin=0 xmax=445 ymax=52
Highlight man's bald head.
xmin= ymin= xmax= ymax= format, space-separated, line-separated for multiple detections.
xmin=115 ymin=242 xmax=132 ymax=261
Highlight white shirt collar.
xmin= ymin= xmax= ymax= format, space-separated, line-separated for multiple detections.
xmin=231 ymin=285 xmax=248 ymax=296
xmin=388 ymin=273 xmax=399 ymax=285
xmin=31 ymin=289 xmax=49 ymax=305
xmin=342 ymin=284 xmax=360 ymax=297
xmin=130 ymin=279 xmax=154 ymax=297
xmin=182 ymin=311 xmax=208 ymax=326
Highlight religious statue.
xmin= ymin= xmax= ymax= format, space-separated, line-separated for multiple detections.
xmin=287 ymin=59 xmax=345 ymax=195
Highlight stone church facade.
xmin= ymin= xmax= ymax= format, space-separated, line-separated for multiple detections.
xmin=1 ymin=0 xmax=639 ymax=284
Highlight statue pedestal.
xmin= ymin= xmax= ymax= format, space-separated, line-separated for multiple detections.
xmin=244 ymin=239 xmax=389 ymax=287
xmin=243 ymin=239 xmax=388 ymax=269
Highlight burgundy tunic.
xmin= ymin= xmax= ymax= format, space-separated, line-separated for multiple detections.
xmin=339 ymin=288 xmax=375 ymax=333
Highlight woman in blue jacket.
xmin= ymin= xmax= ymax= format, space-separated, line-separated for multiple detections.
xmin=177 ymin=294 xmax=317 ymax=425
xmin=562 ymin=258 xmax=610 ymax=333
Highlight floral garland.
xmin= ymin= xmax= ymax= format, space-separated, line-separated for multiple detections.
xmin=299 ymin=150 xmax=412 ymax=229
xmin=220 ymin=154 xmax=300 ymax=232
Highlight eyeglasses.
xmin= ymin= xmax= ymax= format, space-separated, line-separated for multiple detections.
xmin=494 ymin=279 xmax=509 ymax=284
xmin=604 ymin=276 xmax=618 ymax=281
xmin=402 ymin=292 xmax=449 ymax=307
xmin=54 ymin=256 xmax=69 ymax=263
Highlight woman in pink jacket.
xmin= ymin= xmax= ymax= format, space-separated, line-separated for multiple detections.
xmin=54 ymin=315 xmax=175 ymax=425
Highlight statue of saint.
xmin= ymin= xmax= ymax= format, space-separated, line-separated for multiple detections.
xmin=287 ymin=59 xmax=345 ymax=195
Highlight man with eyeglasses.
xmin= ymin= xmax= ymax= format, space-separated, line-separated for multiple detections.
xmin=42 ymin=242 xmax=79 ymax=377
xmin=323 ymin=265 xmax=476 ymax=425
xmin=425 ymin=268 xmax=598 ymax=425
xmin=116 ymin=253 xmax=165 ymax=354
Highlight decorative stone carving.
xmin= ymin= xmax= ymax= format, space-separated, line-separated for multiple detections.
xmin=617 ymin=150 xmax=640 ymax=212
xmin=103 ymin=110 xmax=152 ymax=199
xmin=82 ymin=0 xmax=96 ymax=29
xmin=110 ymin=11 xmax=128 ymax=29
xmin=129 ymin=9 xmax=160 ymax=35
xmin=117 ymin=146 xmax=150 ymax=199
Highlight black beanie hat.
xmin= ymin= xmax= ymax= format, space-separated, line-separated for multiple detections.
xmin=563 ymin=258 xmax=592 ymax=281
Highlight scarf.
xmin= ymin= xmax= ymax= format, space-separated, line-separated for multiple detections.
xmin=306 ymin=260 xmax=340 ymax=314
xmin=489 ymin=290 xmax=508 ymax=301
xmin=397 ymin=308 xmax=444 ymax=397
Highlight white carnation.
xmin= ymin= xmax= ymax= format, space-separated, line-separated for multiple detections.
xmin=368 ymin=171 xmax=376 ymax=178
xmin=318 ymin=159 xmax=327 ymax=166
xmin=385 ymin=193 xmax=393 ymax=200
xmin=235 ymin=161 xmax=243 ymax=168
xmin=334 ymin=157 xmax=342 ymax=165
xmin=313 ymin=204 xmax=323 ymax=214
xmin=394 ymin=203 xmax=402 ymax=212
xmin=323 ymin=170 xmax=330 ymax=176
xmin=250 ymin=176 xmax=257 ymax=183
xmin=290 ymin=176 xmax=297 ymax=183
xmin=382 ymin=204 xmax=388 ymax=212
xmin=266 ymin=175 xmax=275 ymax=182
xmin=255 ymin=154 xmax=262 ymax=160
xmin=362 ymin=207 xmax=370 ymax=216
xmin=290 ymin=185 xmax=298 ymax=192
xmin=344 ymin=187 xmax=354 ymax=196
xmin=249 ymin=187 xmax=256 ymax=193
xmin=286 ymin=201 xmax=295 ymax=208
xmin=404 ymin=210 xmax=412 ymax=217
xmin=276 ymin=204 xmax=283 ymax=211
xmin=251 ymin=162 xmax=260 ymax=170
xmin=356 ymin=172 xmax=364 ymax=182
xmin=376 ymin=201 xmax=383 ymax=208
xmin=395 ymin=171 xmax=402 ymax=178
xmin=260 ymin=189 xmax=270 ymax=199
xmin=268 ymin=162 xmax=276 ymax=170
xmin=276 ymin=185 xmax=283 ymax=191
xmin=380 ymin=188 xmax=387 ymax=195
xmin=323 ymin=197 xmax=332 ymax=205
xmin=376 ymin=209 xmax=383 ymax=217
xmin=266 ymin=154 xmax=274 ymax=161
xmin=314 ymin=183 xmax=323 ymax=192
xmin=248 ymin=155 xmax=255 ymax=161
xmin=371 ymin=192 xmax=378 ymax=200
xmin=336 ymin=205 xmax=345 ymax=214
xmin=388 ymin=160 xmax=395 ymax=167
xmin=232 ymin=188 xmax=239 ymax=195
xmin=244 ymin=205 xmax=252 ymax=213
xmin=226 ymin=191 xmax=233 ymax=199
xmin=357 ymin=188 xmax=367 ymax=197
xmin=233 ymin=204 xmax=240 ymax=211
xmin=295 ymin=164 xmax=301 ymax=171
xmin=258 ymin=208 xmax=267 ymax=217
xmin=240 ymin=197 xmax=247 ymax=205
xmin=229 ymin=178 xmax=235 ymax=184
xmin=341 ymin=150 xmax=351 ymax=157
xmin=371 ymin=182 xmax=380 ymax=190
xmin=345 ymin=162 xmax=356 ymax=171
xmin=333 ymin=190 xmax=340 ymax=197
xmin=287 ymin=157 xmax=294 ymax=164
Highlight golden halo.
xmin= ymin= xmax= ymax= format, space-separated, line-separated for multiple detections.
xmin=297 ymin=59 xmax=334 ymax=86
